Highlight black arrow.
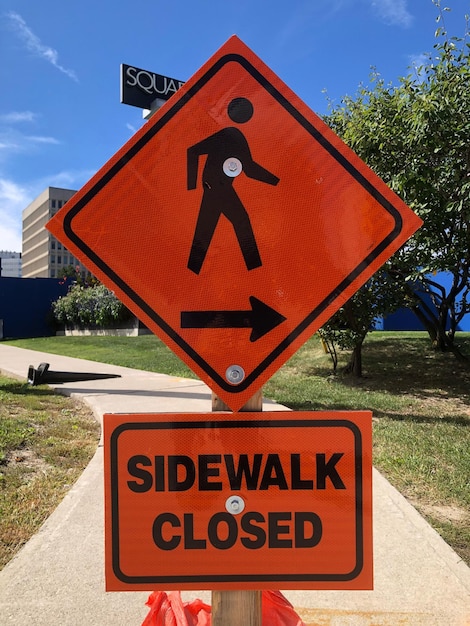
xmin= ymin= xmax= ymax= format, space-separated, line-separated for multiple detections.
xmin=181 ymin=296 xmax=286 ymax=342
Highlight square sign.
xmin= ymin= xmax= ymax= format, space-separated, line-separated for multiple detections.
xmin=47 ymin=36 xmax=422 ymax=411
xmin=104 ymin=411 xmax=373 ymax=591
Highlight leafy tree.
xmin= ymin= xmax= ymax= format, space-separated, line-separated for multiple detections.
xmin=320 ymin=268 xmax=406 ymax=376
xmin=57 ymin=265 xmax=78 ymax=279
xmin=57 ymin=264 xmax=96 ymax=287
xmin=323 ymin=2 xmax=470 ymax=355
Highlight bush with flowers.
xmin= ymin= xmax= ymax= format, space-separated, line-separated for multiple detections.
xmin=52 ymin=282 xmax=133 ymax=328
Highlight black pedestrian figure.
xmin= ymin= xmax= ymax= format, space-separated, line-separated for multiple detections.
xmin=187 ymin=97 xmax=280 ymax=275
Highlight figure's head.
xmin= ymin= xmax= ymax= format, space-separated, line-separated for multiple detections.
xmin=228 ymin=97 xmax=253 ymax=124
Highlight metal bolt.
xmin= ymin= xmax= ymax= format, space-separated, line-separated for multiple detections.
xmin=226 ymin=365 xmax=245 ymax=384
xmin=223 ymin=157 xmax=242 ymax=177
xmin=225 ymin=495 xmax=245 ymax=515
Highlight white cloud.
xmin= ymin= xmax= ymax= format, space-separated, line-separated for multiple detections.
xmin=44 ymin=169 xmax=95 ymax=189
xmin=0 ymin=110 xmax=60 ymax=157
xmin=0 ymin=111 xmax=37 ymax=124
xmin=0 ymin=221 xmax=22 ymax=252
xmin=26 ymin=135 xmax=61 ymax=145
xmin=0 ymin=128 xmax=60 ymax=158
xmin=0 ymin=106 xmax=91 ymax=251
xmin=370 ymin=0 xmax=413 ymax=28
xmin=6 ymin=12 xmax=79 ymax=82
xmin=0 ymin=140 xmax=20 ymax=151
xmin=0 ymin=178 xmax=29 ymax=251
xmin=409 ymin=53 xmax=428 ymax=70
xmin=406 ymin=52 xmax=432 ymax=83
xmin=277 ymin=0 xmax=412 ymax=54
xmin=0 ymin=169 xmax=94 ymax=252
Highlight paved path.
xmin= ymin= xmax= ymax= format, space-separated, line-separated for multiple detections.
xmin=0 ymin=344 xmax=469 ymax=625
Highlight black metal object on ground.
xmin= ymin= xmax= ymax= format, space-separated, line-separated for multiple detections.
xmin=28 ymin=362 xmax=121 ymax=386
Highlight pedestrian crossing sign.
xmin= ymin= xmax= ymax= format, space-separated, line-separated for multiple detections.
xmin=47 ymin=35 xmax=422 ymax=411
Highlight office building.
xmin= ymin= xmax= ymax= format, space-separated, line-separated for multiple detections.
xmin=0 ymin=251 xmax=22 ymax=277
xmin=22 ymin=187 xmax=89 ymax=279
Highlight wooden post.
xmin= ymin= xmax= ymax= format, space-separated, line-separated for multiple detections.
xmin=211 ymin=389 xmax=263 ymax=626
xmin=211 ymin=389 xmax=263 ymax=412
xmin=212 ymin=589 xmax=262 ymax=626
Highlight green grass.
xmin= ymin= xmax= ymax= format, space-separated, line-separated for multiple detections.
xmin=0 ymin=376 xmax=100 ymax=569
xmin=265 ymin=332 xmax=470 ymax=564
xmin=3 ymin=331 xmax=470 ymax=566
xmin=8 ymin=335 xmax=197 ymax=379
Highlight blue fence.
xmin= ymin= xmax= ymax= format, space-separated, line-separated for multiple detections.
xmin=1 ymin=273 xmax=468 ymax=339
xmin=380 ymin=271 xmax=469 ymax=332
xmin=0 ymin=277 xmax=71 ymax=339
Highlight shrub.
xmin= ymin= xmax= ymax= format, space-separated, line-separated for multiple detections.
xmin=52 ymin=283 xmax=132 ymax=328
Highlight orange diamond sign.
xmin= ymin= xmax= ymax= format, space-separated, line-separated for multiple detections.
xmin=47 ymin=36 xmax=422 ymax=411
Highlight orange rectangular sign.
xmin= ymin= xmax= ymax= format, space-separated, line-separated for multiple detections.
xmin=104 ymin=412 xmax=372 ymax=590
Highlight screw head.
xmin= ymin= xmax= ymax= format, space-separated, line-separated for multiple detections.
xmin=225 ymin=365 xmax=245 ymax=385
xmin=225 ymin=495 xmax=245 ymax=515
xmin=223 ymin=157 xmax=242 ymax=177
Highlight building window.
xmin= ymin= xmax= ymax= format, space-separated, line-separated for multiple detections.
xmin=57 ymin=255 xmax=62 ymax=264
xmin=51 ymin=200 xmax=56 ymax=208
xmin=51 ymin=255 xmax=56 ymax=263
xmin=51 ymin=241 xmax=56 ymax=250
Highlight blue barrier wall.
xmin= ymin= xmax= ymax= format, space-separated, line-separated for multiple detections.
xmin=383 ymin=308 xmax=469 ymax=331
xmin=1 ymin=274 xmax=467 ymax=339
xmin=381 ymin=271 xmax=469 ymax=331
xmin=0 ymin=277 xmax=71 ymax=339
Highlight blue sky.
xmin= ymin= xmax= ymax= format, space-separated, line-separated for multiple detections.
xmin=0 ymin=0 xmax=468 ymax=251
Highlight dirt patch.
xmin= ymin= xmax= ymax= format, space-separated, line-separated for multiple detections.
xmin=413 ymin=501 xmax=469 ymax=525
xmin=7 ymin=449 xmax=51 ymax=471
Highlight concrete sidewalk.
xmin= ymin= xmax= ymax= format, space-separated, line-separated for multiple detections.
xmin=0 ymin=344 xmax=469 ymax=625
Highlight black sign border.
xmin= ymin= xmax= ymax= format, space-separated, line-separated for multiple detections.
xmin=108 ymin=418 xmax=367 ymax=586
xmin=65 ymin=52 xmax=403 ymax=395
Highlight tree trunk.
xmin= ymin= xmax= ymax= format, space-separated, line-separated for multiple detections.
xmin=410 ymin=305 xmax=468 ymax=360
xmin=410 ymin=304 xmax=438 ymax=343
xmin=344 ymin=343 xmax=363 ymax=377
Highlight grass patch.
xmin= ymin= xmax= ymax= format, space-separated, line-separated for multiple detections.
xmin=3 ymin=331 xmax=470 ymax=566
xmin=8 ymin=335 xmax=197 ymax=379
xmin=0 ymin=376 xmax=100 ymax=570
xmin=264 ymin=331 xmax=470 ymax=565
